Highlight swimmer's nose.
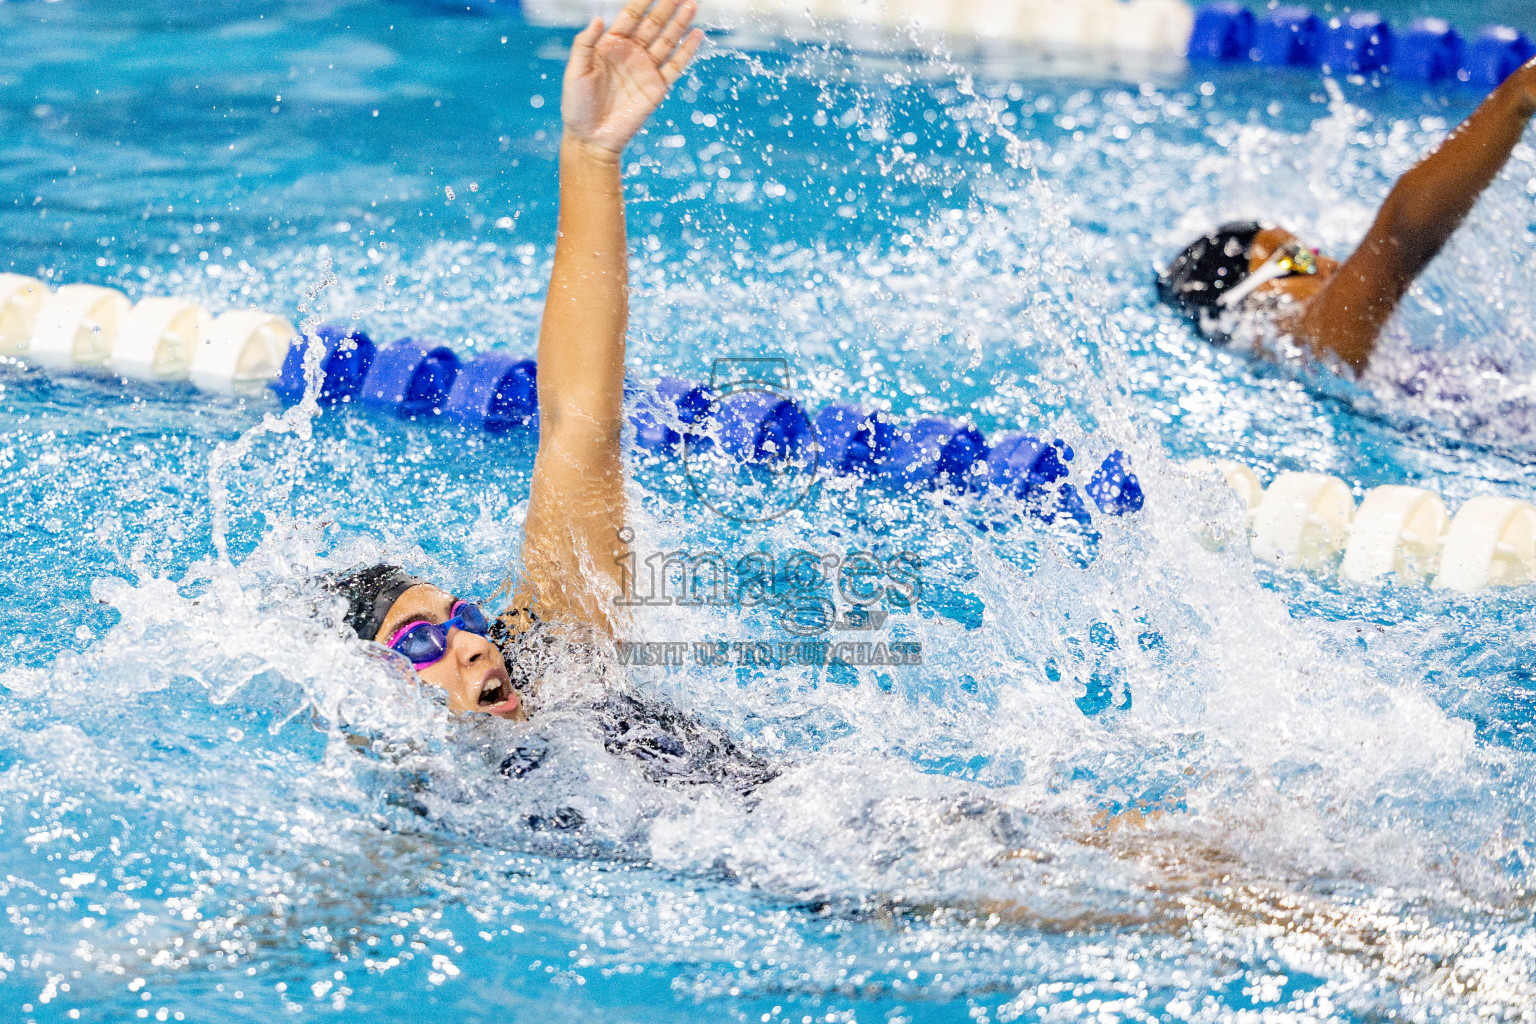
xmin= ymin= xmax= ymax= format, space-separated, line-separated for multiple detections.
xmin=447 ymin=627 xmax=494 ymax=665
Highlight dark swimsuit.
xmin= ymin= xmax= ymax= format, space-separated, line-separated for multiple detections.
xmin=488 ymin=613 xmax=780 ymax=800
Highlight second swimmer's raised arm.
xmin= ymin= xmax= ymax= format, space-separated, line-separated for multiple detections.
xmin=1300 ymin=58 xmax=1536 ymax=371
xmin=512 ymin=0 xmax=702 ymax=632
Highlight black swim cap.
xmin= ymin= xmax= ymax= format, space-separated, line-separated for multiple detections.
xmin=324 ymin=563 xmax=431 ymax=642
xmin=1157 ymin=221 xmax=1264 ymax=316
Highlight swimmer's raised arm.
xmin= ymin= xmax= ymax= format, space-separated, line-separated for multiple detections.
xmin=1299 ymin=59 xmax=1536 ymax=371
xmin=510 ymin=0 xmax=702 ymax=633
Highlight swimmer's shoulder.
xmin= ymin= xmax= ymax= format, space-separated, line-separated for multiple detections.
xmin=490 ymin=604 xmax=620 ymax=700
xmin=493 ymin=605 xmax=611 ymax=653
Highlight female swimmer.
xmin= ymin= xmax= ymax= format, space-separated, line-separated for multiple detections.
xmin=1160 ymin=57 xmax=1536 ymax=374
xmin=318 ymin=0 xmax=788 ymax=793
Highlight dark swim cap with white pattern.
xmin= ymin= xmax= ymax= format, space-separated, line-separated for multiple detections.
xmin=1157 ymin=221 xmax=1264 ymax=316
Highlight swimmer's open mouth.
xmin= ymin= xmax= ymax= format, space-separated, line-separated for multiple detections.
xmin=478 ymin=674 xmax=515 ymax=710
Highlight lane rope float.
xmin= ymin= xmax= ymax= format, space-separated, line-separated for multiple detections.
xmin=1190 ymin=4 xmax=1534 ymax=88
xmin=114 ymin=297 xmax=212 ymax=381
xmin=1340 ymin=485 xmax=1446 ymax=584
xmin=1 ymin=275 xmax=299 ymax=396
xmin=516 ymin=0 xmax=1533 ymax=92
xmin=1195 ymin=460 xmax=1536 ymax=593
xmin=523 ymin=0 xmax=1198 ymax=53
xmin=1436 ymin=497 xmax=1536 ymax=592
xmin=0 ymin=274 xmax=48 ymax=355
xmin=30 ymin=284 xmax=132 ymax=370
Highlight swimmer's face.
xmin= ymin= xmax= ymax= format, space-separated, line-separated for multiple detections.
xmin=1248 ymin=226 xmax=1340 ymax=305
xmin=375 ymin=584 xmax=527 ymax=722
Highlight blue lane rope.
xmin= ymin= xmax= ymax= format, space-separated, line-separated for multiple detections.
xmin=1189 ymin=2 xmax=1534 ymax=86
xmin=275 ymin=324 xmax=1145 ymax=524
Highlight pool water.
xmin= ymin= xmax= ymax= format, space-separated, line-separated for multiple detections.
xmin=2 ymin=1 xmax=1535 ymax=1022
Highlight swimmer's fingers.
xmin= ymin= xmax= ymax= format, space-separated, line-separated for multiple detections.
xmin=633 ymin=0 xmax=682 ymax=48
xmin=568 ymin=16 xmax=604 ymax=71
xmin=607 ymin=0 xmax=652 ymax=39
xmin=647 ymin=0 xmax=697 ymax=64
xmin=659 ymin=27 xmax=704 ymax=86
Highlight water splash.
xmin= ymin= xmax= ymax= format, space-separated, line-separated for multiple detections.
xmin=2 ymin=4 xmax=1536 ymax=1022
xmin=205 ymin=255 xmax=336 ymax=564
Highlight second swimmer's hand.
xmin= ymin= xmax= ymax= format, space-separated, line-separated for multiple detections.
xmin=561 ymin=0 xmax=704 ymax=159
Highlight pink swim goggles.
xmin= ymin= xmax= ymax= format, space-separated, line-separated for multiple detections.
xmin=388 ymin=601 xmax=491 ymax=667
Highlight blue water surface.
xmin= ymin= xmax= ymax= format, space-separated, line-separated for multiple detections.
xmin=1 ymin=1 xmax=1535 ymax=1022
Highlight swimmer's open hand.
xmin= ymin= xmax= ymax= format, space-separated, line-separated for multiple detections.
xmin=561 ymin=0 xmax=704 ymax=159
